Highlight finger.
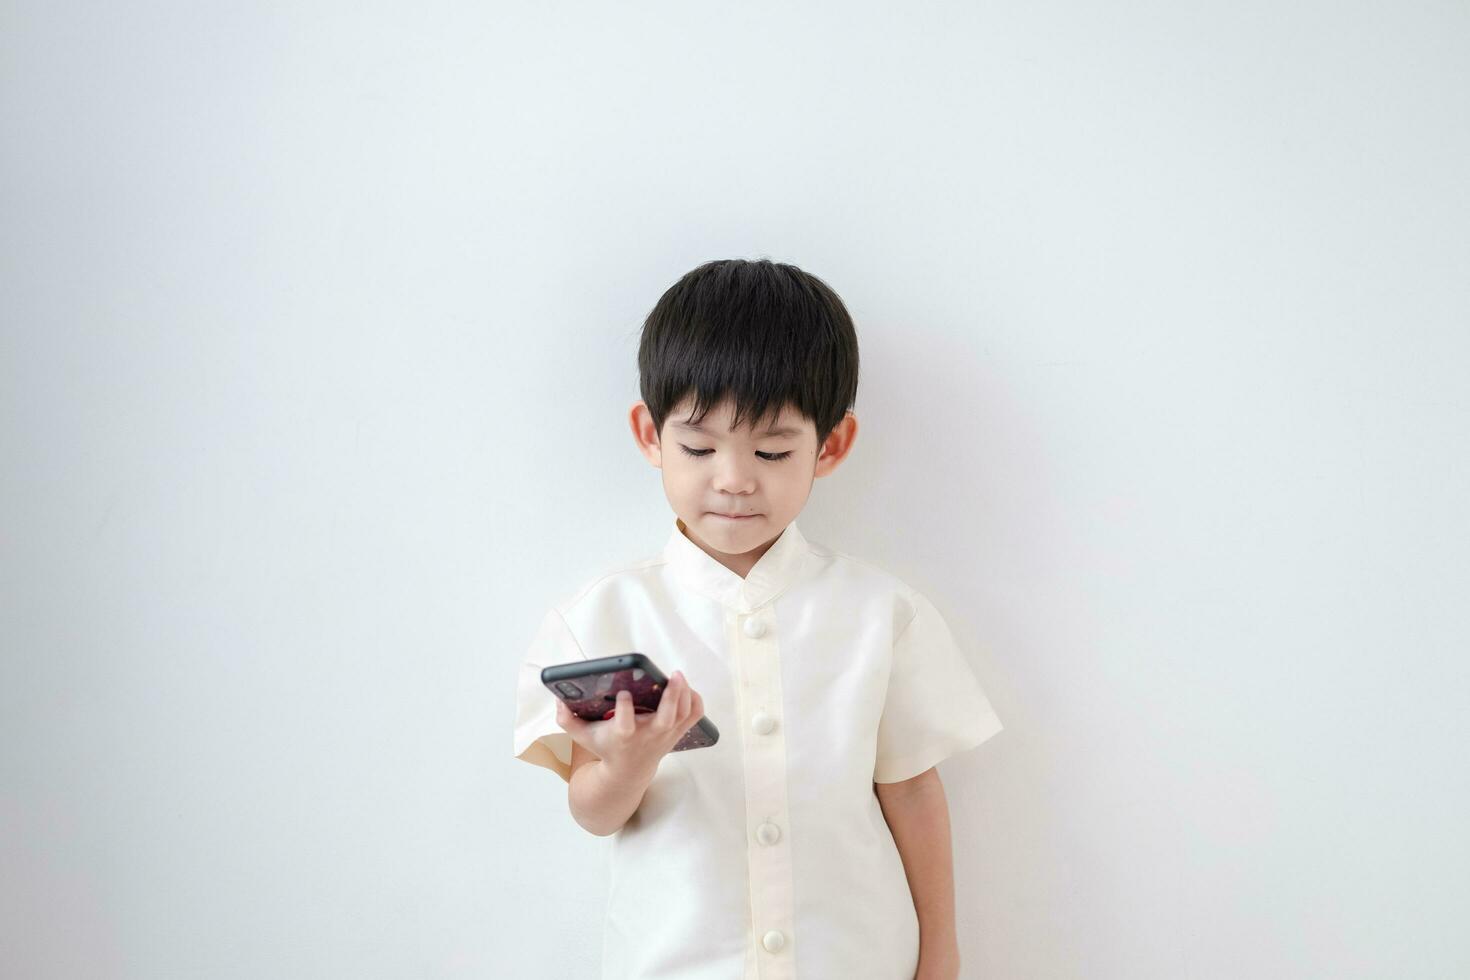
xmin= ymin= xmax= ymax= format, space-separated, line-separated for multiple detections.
xmin=613 ymin=689 xmax=635 ymax=735
xmin=655 ymin=671 xmax=682 ymax=727
xmin=677 ymin=682 xmax=693 ymax=724
xmin=686 ymin=689 xmax=703 ymax=724
xmin=555 ymin=698 xmax=585 ymax=734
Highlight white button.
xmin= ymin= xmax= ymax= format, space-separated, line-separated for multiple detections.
xmin=756 ymin=822 xmax=781 ymax=845
xmin=751 ymin=709 xmax=777 ymax=735
xmin=762 ymin=930 xmax=785 ymax=953
xmin=742 ymin=617 xmax=766 ymax=638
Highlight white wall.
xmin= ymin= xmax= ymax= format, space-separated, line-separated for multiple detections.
xmin=3 ymin=2 xmax=1466 ymax=977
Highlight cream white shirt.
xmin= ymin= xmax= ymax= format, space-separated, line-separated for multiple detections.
xmin=512 ymin=517 xmax=1004 ymax=980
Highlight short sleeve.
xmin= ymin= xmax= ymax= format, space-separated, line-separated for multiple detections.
xmin=511 ymin=606 xmax=587 ymax=784
xmin=873 ymin=590 xmax=1004 ymax=784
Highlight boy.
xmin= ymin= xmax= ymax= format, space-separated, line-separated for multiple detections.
xmin=512 ymin=258 xmax=1004 ymax=980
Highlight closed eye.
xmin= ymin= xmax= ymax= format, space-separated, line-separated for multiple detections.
xmin=679 ymin=445 xmax=793 ymax=462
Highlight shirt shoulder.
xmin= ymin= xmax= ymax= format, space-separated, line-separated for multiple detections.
xmin=540 ymin=549 xmax=669 ymax=620
xmin=800 ymin=537 xmax=927 ymax=629
xmin=542 ymin=533 xmax=928 ymax=632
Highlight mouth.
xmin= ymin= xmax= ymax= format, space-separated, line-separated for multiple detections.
xmin=709 ymin=512 xmax=761 ymax=521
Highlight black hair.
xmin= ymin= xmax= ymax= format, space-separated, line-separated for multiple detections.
xmin=637 ymin=258 xmax=859 ymax=448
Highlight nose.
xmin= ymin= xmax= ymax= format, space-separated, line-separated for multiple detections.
xmin=710 ymin=454 xmax=759 ymax=494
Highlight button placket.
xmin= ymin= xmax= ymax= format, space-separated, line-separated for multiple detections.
xmin=732 ymin=606 xmax=796 ymax=976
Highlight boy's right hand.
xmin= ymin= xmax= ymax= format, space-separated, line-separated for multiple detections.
xmin=554 ymin=670 xmax=704 ymax=781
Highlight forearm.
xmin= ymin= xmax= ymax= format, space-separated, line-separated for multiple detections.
xmin=876 ymin=778 xmax=961 ymax=972
xmin=568 ymin=759 xmax=656 ymax=837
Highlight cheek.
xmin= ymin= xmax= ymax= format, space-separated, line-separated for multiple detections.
xmin=663 ymin=462 xmax=701 ymax=490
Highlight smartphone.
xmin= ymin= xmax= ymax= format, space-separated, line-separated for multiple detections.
xmin=541 ymin=653 xmax=719 ymax=752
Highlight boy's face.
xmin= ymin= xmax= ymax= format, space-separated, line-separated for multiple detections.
xmin=630 ymin=396 xmax=857 ymax=571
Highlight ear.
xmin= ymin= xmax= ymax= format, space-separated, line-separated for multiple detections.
xmin=629 ymin=401 xmax=664 ymax=468
xmin=814 ymin=411 xmax=858 ymax=478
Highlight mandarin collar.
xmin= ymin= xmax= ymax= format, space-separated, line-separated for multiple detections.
xmin=663 ymin=515 xmax=810 ymax=613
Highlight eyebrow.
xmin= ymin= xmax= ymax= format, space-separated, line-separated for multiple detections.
xmin=672 ymin=421 xmax=803 ymax=438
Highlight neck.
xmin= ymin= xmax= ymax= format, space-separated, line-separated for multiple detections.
xmin=678 ymin=517 xmax=779 ymax=579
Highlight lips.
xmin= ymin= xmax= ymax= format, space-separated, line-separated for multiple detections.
xmin=710 ymin=512 xmax=759 ymax=519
